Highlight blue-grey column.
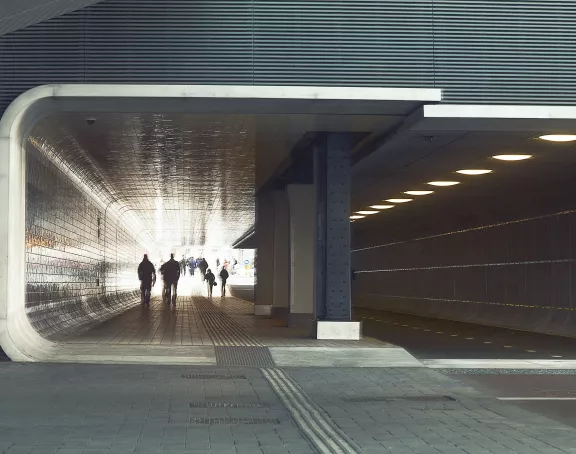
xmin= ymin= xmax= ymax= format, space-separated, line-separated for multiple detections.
xmin=315 ymin=133 xmax=352 ymax=321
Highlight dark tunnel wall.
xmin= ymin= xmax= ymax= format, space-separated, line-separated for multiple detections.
xmin=352 ymin=206 xmax=576 ymax=337
xmin=26 ymin=144 xmax=142 ymax=340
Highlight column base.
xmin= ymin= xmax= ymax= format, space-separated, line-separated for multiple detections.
xmin=288 ymin=313 xmax=314 ymax=330
xmin=253 ymin=304 xmax=272 ymax=316
xmin=316 ymin=321 xmax=361 ymax=340
xmin=271 ymin=307 xmax=289 ymax=325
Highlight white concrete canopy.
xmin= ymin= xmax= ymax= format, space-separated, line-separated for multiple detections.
xmin=0 ymin=83 xmax=441 ymax=361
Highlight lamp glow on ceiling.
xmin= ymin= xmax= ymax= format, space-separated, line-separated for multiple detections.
xmin=539 ymin=134 xmax=576 ymax=142
xmin=492 ymin=155 xmax=532 ymax=161
xmin=457 ymin=169 xmax=493 ymax=175
xmin=356 ymin=210 xmax=378 ymax=215
xmin=386 ymin=199 xmax=412 ymax=203
xmin=370 ymin=205 xmax=395 ymax=210
xmin=350 ymin=215 xmax=365 ymax=220
xmin=427 ymin=181 xmax=460 ymax=187
xmin=404 ymin=190 xmax=434 ymax=195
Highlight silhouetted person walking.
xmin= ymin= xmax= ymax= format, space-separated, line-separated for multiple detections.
xmin=205 ymin=268 xmax=216 ymax=297
xmin=137 ymin=254 xmax=156 ymax=306
xmin=199 ymin=258 xmax=208 ymax=281
xmin=219 ymin=267 xmax=229 ymax=297
xmin=160 ymin=253 xmax=180 ymax=306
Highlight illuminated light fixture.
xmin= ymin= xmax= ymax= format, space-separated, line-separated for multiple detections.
xmin=370 ymin=205 xmax=395 ymax=210
xmin=492 ymin=155 xmax=532 ymax=161
xmin=457 ymin=169 xmax=493 ymax=175
xmin=427 ymin=181 xmax=460 ymax=187
xmin=386 ymin=199 xmax=412 ymax=203
xmin=539 ymin=134 xmax=576 ymax=142
xmin=356 ymin=210 xmax=378 ymax=215
xmin=404 ymin=190 xmax=434 ymax=196
xmin=350 ymin=215 xmax=365 ymax=220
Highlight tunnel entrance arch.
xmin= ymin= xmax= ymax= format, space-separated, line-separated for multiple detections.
xmin=0 ymin=84 xmax=440 ymax=361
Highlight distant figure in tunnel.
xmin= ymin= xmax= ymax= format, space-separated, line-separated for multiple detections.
xmin=205 ymin=268 xmax=216 ymax=297
xmin=160 ymin=253 xmax=181 ymax=306
xmin=219 ymin=267 xmax=229 ymax=297
xmin=180 ymin=256 xmax=187 ymax=275
xmin=199 ymin=258 xmax=209 ymax=281
xmin=188 ymin=257 xmax=196 ymax=276
xmin=137 ymin=254 xmax=156 ymax=306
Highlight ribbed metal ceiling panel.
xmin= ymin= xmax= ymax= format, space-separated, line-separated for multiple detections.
xmin=1 ymin=0 xmax=576 ymax=110
xmin=434 ymin=0 xmax=576 ymax=104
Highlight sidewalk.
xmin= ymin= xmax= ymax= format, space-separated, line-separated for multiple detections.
xmin=1 ymin=362 xmax=576 ymax=453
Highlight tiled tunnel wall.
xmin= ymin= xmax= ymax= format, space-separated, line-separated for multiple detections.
xmin=352 ymin=210 xmax=576 ymax=337
xmin=26 ymin=144 xmax=142 ymax=340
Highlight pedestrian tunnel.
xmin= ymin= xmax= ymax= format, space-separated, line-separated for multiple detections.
xmin=0 ymin=84 xmax=439 ymax=361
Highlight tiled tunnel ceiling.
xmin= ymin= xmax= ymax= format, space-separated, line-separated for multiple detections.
xmin=28 ymin=113 xmax=256 ymax=248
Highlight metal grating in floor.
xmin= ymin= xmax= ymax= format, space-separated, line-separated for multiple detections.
xmin=189 ymin=402 xmax=269 ymax=408
xmin=343 ymin=395 xmax=456 ymax=402
xmin=191 ymin=417 xmax=280 ymax=425
xmin=215 ymin=346 xmax=276 ymax=367
xmin=181 ymin=374 xmax=247 ymax=380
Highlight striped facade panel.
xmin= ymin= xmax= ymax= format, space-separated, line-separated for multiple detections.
xmin=1 ymin=0 xmax=576 ymax=112
xmin=434 ymin=0 xmax=576 ymax=104
xmin=253 ymin=0 xmax=434 ymax=87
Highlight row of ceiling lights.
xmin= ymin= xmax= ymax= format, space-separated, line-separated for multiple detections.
xmin=350 ymin=134 xmax=576 ymax=221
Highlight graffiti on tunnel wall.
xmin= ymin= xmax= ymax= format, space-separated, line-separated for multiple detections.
xmin=352 ymin=210 xmax=576 ymax=337
xmin=26 ymin=145 xmax=142 ymax=339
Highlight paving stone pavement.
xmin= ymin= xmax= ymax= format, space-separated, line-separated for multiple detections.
xmin=287 ymin=367 xmax=576 ymax=454
xmin=2 ymin=363 xmax=576 ymax=453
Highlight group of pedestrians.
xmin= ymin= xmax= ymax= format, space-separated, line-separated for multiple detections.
xmin=137 ymin=253 xmax=230 ymax=305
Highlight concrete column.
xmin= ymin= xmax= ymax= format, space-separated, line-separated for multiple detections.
xmin=286 ymin=184 xmax=315 ymax=329
xmin=314 ymin=133 xmax=360 ymax=340
xmin=254 ymin=190 xmax=274 ymax=316
xmin=271 ymin=190 xmax=290 ymax=324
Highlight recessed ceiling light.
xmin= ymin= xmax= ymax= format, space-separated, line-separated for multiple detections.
xmin=404 ymin=190 xmax=434 ymax=196
xmin=539 ymin=134 xmax=576 ymax=142
xmin=457 ymin=169 xmax=493 ymax=175
xmin=386 ymin=199 xmax=412 ymax=203
xmin=427 ymin=181 xmax=460 ymax=187
xmin=350 ymin=215 xmax=365 ymax=220
xmin=356 ymin=211 xmax=378 ymax=215
xmin=370 ymin=205 xmax=395 ymax=210
xmin=492 ymin=155 xmax=532 ymax=161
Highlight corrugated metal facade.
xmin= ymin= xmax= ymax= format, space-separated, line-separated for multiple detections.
xmin=1 ymin=0 xmax=575 ymax=112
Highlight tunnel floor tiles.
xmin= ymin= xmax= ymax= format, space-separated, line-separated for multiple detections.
xmin=47 ymin=279 xmax=396 ymax=364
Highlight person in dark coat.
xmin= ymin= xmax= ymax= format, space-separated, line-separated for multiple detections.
xmin=205 ymin=268 xmax=216 ymax=297
xmin=137 ymin=254 xmax=156 ymax=306
xmin=219 ymin=267 xmax=229 ymax=297
xmin=198 ymin=258 xmax=209 ymax=281
xmin=188 ymin=257 xmax=196 ymax=276
xmin=159 ymin=253 xmax=181 ymax=305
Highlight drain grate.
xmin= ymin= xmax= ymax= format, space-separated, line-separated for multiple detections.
xmin=191 ymin=417 xmax=280 ymax=425
xmin=215 ymin=346 xmax=275 ymax=367
xmin=181 ymin=374 xmax=246 ymax=380
xmin=343 ymin=395 xmax=456 ymax=403
xmin=190 ymin=402 xmax=269 ymax=408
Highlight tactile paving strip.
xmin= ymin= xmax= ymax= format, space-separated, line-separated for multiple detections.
xmin=195 ymin=298 xmax=262 ymax=346
xmin=215 ymin=346 xmax=275 ymax=367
